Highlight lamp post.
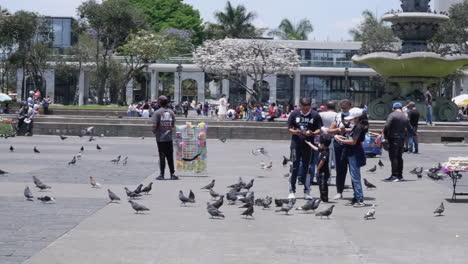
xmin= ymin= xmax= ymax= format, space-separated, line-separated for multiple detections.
xmin=344 ymin=67 xmax=349 ymax=98
xmin=176 ymin=63 xmax=183 ymax=104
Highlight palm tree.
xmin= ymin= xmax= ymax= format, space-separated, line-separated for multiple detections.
xmin=205 ymin=1 xmax=260 ymax=39
xmin=349 ymin=10 xmax=382 ymax=41
xmin=268 ymin=18 xmax=313 ymax=40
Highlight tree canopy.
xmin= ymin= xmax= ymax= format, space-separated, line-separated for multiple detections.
xmin=268 ymin=18 xmax=313 ymax=40
xmin=129 ymin=0 xmax=204 ymax=44
xmin=431 ymin=0 xmax=468 ymax=54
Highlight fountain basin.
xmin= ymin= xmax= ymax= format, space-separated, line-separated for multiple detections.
xmin=352 ymin=52 xmax=468 ymax=78
xmin=382 ymin=13 xmax=448 ymax=24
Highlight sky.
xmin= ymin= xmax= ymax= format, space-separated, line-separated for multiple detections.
xmin=0 ymin=0 xmax=401 ymax=40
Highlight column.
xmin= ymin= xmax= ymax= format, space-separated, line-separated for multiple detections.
xmin=246 ymin=78 xmax=254 ymax=102
xmin=294 ymin=72 xmax=301 ymax=107
xmin=16 ymin=69 xmax=23 ymax=101
xmin=174 ymin=73 xmax=181 ymax=104
xmin=266 ymin=75 xmax=277 ymax=103
xmin=150 ymin=70 xmax=158 ymax=101
xmin=126 ymin=78 xmax=134 ymax=105
xmin=222 ymin=79 xmax=229 ymax=98
xmin=78 ymin=70 xmax=89 ymax=106
xmin=196 ymin=73 xmax=205 ymax=103
xmin=44 ymin=69 xmax=55 ymax=100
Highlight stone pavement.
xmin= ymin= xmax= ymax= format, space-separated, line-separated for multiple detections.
xmin=0 ymin=135 xmax=468 ymax=264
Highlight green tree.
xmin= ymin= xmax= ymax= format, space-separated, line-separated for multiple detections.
xmin=129 ymin=0 xmax=204 ymax=44
xmin=78 ymin=0 xmax=147 ymax=104
xmin=205 ymin=1 xmax=261 ymax=39
xmin=349 ymin=10 xmax=397 ymax=53
xmin=268 ymin=18 xmax=313 ymax=40
xmin=431 ymin=0 xmax=468 ymax=54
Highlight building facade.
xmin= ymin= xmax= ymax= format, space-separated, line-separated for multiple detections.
xmin=434 ymin=0 xmax=463 ymax=11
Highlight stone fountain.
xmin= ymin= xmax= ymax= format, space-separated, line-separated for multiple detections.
xmin=352 ymin=0 xmax=468 ymax=121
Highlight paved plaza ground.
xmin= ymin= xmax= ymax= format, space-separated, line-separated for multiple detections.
xmin=0 ymin=135 xmax=468 ymax=264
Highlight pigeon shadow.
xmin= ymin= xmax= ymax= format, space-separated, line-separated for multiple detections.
xmin=243 ymin=217 xmax=255 ymax=220
xmin=434 ymin=214 xmax=445 ymax=217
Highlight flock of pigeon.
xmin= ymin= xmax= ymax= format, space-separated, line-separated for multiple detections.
xmin=2 ymin=132 xmax=449 ymax=220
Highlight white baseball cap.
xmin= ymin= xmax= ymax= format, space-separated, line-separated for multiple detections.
xmin=344 ymin=107 xmax=364 ymax=120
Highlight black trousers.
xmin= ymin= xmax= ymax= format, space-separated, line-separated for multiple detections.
xmin=388 ymin=138 xmax=404 ymax=178
xmin=290 ymin=141 xmax=314 ymax=193
xmin=334 ymin=141 xmax=348 ymax=194
xmin=318 ymin=172 xmax=330 ymax=202
xmin=157 ymin=141 xmax=175 ymax=176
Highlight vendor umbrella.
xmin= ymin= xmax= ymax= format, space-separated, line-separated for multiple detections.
xmin=0 ymin=93 xmax=12 ymax=102
xmin=452 ymin=94 xmax=468 ymax=107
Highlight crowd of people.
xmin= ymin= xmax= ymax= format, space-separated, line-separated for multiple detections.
xmin=15 ymin=89 xmax=51 ymax=136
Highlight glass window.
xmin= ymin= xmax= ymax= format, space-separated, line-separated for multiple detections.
xmin=298 ymin=49 xmax=367 ymax=68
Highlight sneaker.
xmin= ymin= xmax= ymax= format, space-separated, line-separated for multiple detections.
xmin=392 ymin=177 xmax=402 ymax=182
xmin=345 ymin=199 xmax=357 ymax=206
xmin=384 ymin=176 xmax=397 ymax=182
xmin=311 ymin=181 xmax=318 ymax=186
xmin=170 ymin=174 xmax=179 ymax=180
xmin=353 ymin=201 xmax=366 ymax=207
xmin=288 ymin=193 xmax=296 ymax=199
xmin=156 ymin=175 xmax=164 ymax=180
xmin=304 ymin=194 xmax=313 ymax=200
xmin=333 ymin=193 xmax=343 ymax=200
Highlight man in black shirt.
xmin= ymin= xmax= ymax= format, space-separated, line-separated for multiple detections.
xmin=407 ymin=102 xmax=420 ymax=153
xmin=287 ymin=97 xmax=323 ymax=199
xmin=383 ymin=102 xmax=415 ymax=182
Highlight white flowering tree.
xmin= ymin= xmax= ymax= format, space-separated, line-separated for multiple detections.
xmin=193 ymin=38 xmax=299 ymax=103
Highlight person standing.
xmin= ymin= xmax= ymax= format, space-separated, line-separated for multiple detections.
xmin=328 ymin=99 xmax=353 ymax=200
xmin=41 ymin=96 xmax=51 ymax=115
xmin=334 ymin=107 xmax=368 ymax=207
xmin=383 ymin=102 xmax=415 ymax=182
xmin=305 ymin=134 xmax=332 ymax=202
xmin=425 ymin=86 xmax=434 ymax=126
xmin=407 ymin=102 xmax=420 ymax=153
xmin=287 ymin=97 xmax=323 ymax=200
xmin=151 ymin=96 xmax=178 ymax=180
xmin=218 ymin=94 xmax=228 ymax=120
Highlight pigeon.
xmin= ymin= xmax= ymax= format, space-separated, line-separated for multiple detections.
xmin=68 ymin=156 xmax=77 ymax=165
xmin=226 ymin=191 xmax=238 ymax=204
xmin=76 ymin=152 xmax=82 ymax=160
xmin=86 ymin=126 xmax=94 ymax=135
xmin=182 ymin=153 xmax=201 ymax=162
xmin=133 ymin=184 xmax=143 ymax=194
xmin=96 ymin=144 xmax=102 ymax=151
xmin=80 ymin=146 xmax=84 ymax=152
xmin=9 ymin=145 xmax=13 ymax=152
xmin=433 ymin=202 xmax=445 ymax=216
xmin=122 ymin=157 xmax=128 ymax=166
xmin=128 ymin=200 xmax=149 ymax=214
xmin=315 ymin=205 xmax=335 ymax=219
xmin=201 ymin=179 xmax=215 ymax=190
xmin=90 ymin=176 xmax=101 ymax=188
xmin=243 ymin=179 xmax=254 ymax=191
xmin=32 ymin=176 xmax=43 ymax=186
xmin=209 ymin=188 xmax=221 ymax=200
xmin=60 ymin=135 xmax=68 ymax=140
xmin=264 ymin=162 xmax=273 ymax=170
xmin=89 ymin=136 xmax=96 ymax=142
xmin=378 ymin=160 xmax=384 ymax=168
xmin=24 ymin=186 xmax=34 ymax=201
xmin=409 ymin=167 xmax=418 ymax=174
xmin=219 ymin=138 xmax=227 ymax=143
xmin=210 ymin=195 xmax=224 ymax=209
xmin=364 ymin=178 xmax=377 ymax=189
xmin=35 ymin=182 xmax=51 ymax=191
xmin=124 ymin=187 xmax=141 ymax=199
xmin=206 ymin=202 xmax=225 ymax=218
xmin=427 ymin=172 xmax=443 ymax=180
xmin=238 ymin=192 xmax=254 ymax=204
xmin=141 ymin=182 xmax=153 ymax=195
xmin=255 ymin=196 xmax=272 ymax=209
xmin=367 ymin=165 xmax=377 ymax=173
xmin=0 ymin=169 xmax=7 ymax=175
xmin=111 ymin=155 xmax=121 ymax=164
xmin=178 ymin=190 xmax=194 ymax=205
xmin=416 ymin=172 xmax=423 ymax=178
xmin=275 ymin=199 xmax=296 ymax=214
xmin=188 ymin=190 xmax=196 ymax=203
xmin=282 ymin=156 xmax=290 ymax=166
xmin=141 ymin=136 xmax=145 ymax=140
xmin=33 ymin=146 xmax=40 ymax=153
xmin=37 ymin=196 xmax=55 ymax=203
xmin=364 ymin=204 xmax=376 ymax=220
xmin=429 ymin=166 xmax=441 ymax=173
xmin=78 ymin=134 xmax=83 ymax=138
xmin=296 ymin=198 xmax=321 ymax=213
xmin=252 ymin=149 xmax=261 ymax=156
xmin=255 ymin=147 xmax=269 ymax=156
xmin=107 ymin=189 xmax=121 ymax=203
xmin=241 ymin=205 xmax=254 ymax=218
xmin=274 ymin=198 xmax=290 ymax=207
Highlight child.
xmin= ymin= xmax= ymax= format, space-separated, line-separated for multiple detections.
xmin=305 ymin=134 xmax=332 ymax=202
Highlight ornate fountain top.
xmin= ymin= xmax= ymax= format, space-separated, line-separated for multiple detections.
xmin=401 ymin=0 xmax=430 ymax=12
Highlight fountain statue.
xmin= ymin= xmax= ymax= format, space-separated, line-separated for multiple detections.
xmin=352 ymin=0 xmax=468 ymax=121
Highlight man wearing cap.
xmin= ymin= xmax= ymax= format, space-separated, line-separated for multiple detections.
xmin=383 ymin=102 xmax=415 ymax=182
xmin=151 ymin=96 xmax=178 ymax=180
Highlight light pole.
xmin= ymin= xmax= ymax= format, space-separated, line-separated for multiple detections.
xmin=344 ymin=67 xmax=349 ymax=98
xmin=176 ymin=63 xmax=183 ymax=104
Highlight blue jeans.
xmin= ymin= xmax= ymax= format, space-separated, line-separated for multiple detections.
xmin=408 ymin=126 xmax=418 ymax=153
xmin=348 ymin=154 xmax=364 ymax=202
xmin=426 ymin=106 xmax=433 ymax=124
xmin=297 ymin=151 xmax=319 ymax=184
xmin=246 ymin=109 xmax=253 ymax=121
